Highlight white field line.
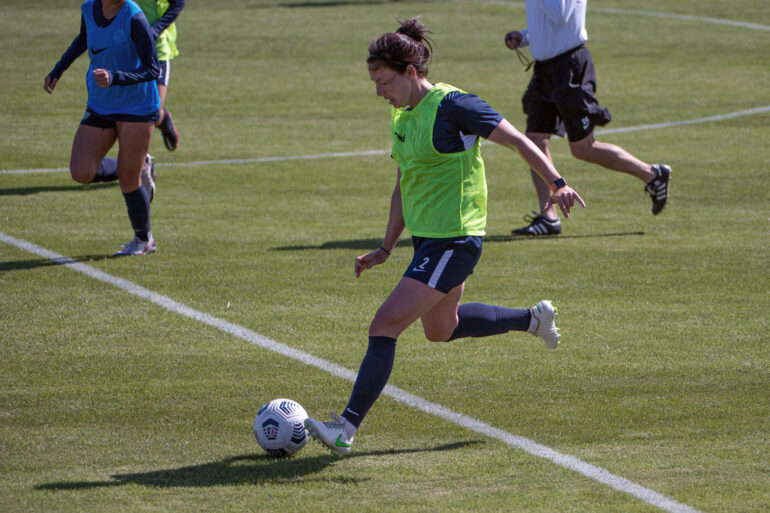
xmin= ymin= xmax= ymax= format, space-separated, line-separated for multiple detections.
xmin=0 ymin=231 xmax=703 ymax=513
xmin=2 ymin=106 xmax=769 ymax=175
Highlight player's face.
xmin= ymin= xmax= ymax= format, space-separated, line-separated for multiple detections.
xmin=370 ymin=67 xmax=411 ymax=108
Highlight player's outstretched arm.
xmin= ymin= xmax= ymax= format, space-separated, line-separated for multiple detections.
xmin=488 ymin=118 xmax=586 ymax=218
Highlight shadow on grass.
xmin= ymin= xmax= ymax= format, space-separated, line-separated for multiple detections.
xmin=0 ymin=183 xmax=117 ymax=197
xmin=35 ymin=440 xmax=484 ymax=490
xmin=0 ymin=254 xmax=114 ymax=272
xmin=273 ymin=231 xmax=644 ymax=251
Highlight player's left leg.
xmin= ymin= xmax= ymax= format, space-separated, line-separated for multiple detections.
xmin=113 ymin=121 xmax=156 ymax=256
xmin=305 ymin=276 xmax=447 ymax=456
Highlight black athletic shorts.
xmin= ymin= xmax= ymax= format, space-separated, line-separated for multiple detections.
xmin=80 ymin=107 xmax=159 ymax=128
xmin=403 ymin=235 xmax=482 ymax=294
xmin=522 ymin=44 xmax=612 ymax=142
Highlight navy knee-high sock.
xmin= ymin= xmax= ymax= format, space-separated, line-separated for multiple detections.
xmin=90 ymin=158 xmax=119 ymax=183
xmin=122 ymin=187 xmax=150 ymax=241
xmin=448 ymin=303 xmax=531 ymax=341
xmin=342 ymin=336 xmax=397 ymax=428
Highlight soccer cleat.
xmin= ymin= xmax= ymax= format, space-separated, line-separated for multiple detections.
xmin=159 ymin=109 xmax=178 ymax=151
xmin=140 ymin=153 xmax=155 ymax=203
xmin=645 ymin=164 xmax=671 ymax=215
xmin=531 ymin=300 xmax=559 ymax=349
xmin=304 ymin=413 xmax=354 ymax=457
xmin=512 ymin=211 xmax=562 ymax=236
xmin=114 ymin=234 xmax=156 ymax=256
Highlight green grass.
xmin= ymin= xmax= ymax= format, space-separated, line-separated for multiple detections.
xmin=1 ymin=1 xmax=769 ymax=512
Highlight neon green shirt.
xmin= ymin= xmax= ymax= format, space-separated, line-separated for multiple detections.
xmin=391 ymin=83 xmax=488 ymax=238
xmin=134 ymin=0 xmax=179 ymax=61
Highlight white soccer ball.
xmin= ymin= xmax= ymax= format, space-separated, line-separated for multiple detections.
xmin=253 ymin=398 xmax=309 ymax=457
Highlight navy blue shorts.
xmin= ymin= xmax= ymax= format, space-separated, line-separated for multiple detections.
xmin=157 ymin=60 xmax=170 ymax=87
xmin=403 ymin=236 xmax=482 ymax=294
xmin=80 ymin=108 xmax=159 ymax=128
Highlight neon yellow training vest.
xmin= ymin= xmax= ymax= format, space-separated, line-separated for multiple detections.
xmin=391 ymin=83 xmax=487 ymax=238
xmin=134 ymin=0 xmax=179 ymax=61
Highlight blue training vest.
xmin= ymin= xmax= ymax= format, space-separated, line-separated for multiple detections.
xmin=82 ymin=0 xmax=160 ymax=116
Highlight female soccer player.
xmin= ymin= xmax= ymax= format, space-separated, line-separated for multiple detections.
xmin=136 ymin=0 xmax=184 ymax=151
xmin=45 ymin=0 xmax=161 ymax=256
xmin=304 ymin=17 xmax=585 ymax=456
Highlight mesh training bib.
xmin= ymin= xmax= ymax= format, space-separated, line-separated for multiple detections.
xmin=391 ymin=83 xmax=487 ymax=238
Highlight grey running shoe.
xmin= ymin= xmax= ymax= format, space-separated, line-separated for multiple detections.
xmin=645 ymin=164 xmax=671 ymax=215
xmin=114 ymin=234 xmax=156 ymax=256
xmin=512 ymin=211 xmax=562 ymax=236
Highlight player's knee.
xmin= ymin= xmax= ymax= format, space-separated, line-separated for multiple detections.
xmin=570 ymin=142 xmax=594 ymax=162
xmin=422 ymin=325 xmax=454 ymax=343
xmin=69 ymin=165 xmax=95 ymax=184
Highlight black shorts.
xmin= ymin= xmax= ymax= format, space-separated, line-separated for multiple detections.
xmin=403 ymin=235 xmax=482 ymax=294
xmin=80 ymin=108 xmax=159 ymax=128
xmin=522 ymin=45 xmax=612 ymax=142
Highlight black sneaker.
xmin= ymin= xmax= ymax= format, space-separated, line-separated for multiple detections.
xmin=512 ymin=211 xmax=562 ymax=236
xmin=645 ymin=164 xmax=671 ymax=215
xmin=159 ymin=108 xmax=178 ymax=151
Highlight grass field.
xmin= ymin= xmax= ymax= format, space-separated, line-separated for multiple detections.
xmin=1 ymin=1 xmax=769 ymax=512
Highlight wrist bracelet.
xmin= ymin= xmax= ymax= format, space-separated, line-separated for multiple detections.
xmin=550 ymin=177 xmax=567 ymax=192
xmin=379 ymin=246 xmax=391 ymax=255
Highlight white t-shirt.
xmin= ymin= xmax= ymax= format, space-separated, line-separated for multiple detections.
xmin=519 ymin=0 xmax=588 ymax=61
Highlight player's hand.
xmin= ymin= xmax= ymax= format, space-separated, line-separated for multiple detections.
xmin=44 ymin=75 xmax=58 ymax=94
xmin=92 ymin=68 xmax=112 ymax=88
xmin=504 ymin=31 xmax=523 ymax=50
xmin=355 ymin=248 xmax=389 ymax=278
xmin=545 ymin=186 xmax=586 ymax=219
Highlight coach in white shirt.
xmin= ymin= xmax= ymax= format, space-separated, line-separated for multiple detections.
xmin=505 ymin=0 xmax=671 ymax=236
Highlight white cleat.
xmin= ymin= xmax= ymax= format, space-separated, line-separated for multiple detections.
xmin=304 ymin=413 xmax=353 ymax=457
xmin=531 ymin=300 xmax=559 ymax=349
xmin=114 ymin=234 xmax=156 ymax=256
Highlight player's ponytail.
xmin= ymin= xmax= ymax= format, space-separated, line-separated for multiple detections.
xmin=367 ymin=16 xmax=433 ymax=75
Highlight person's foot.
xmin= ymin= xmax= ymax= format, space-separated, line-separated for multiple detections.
xmin=159 ymin=109 xmax=178 ymax=151
xmin=114 ymin=234 xmax=156 ymax=256
xmin=140 ymin=154 xmax=155 ymax=202
xmin=531 ymin=300 xmax=559 ymax=349
xmin=512 ymin=211 xmax=561 ymax=236
xmin=645 ymin=164 xmax=671 ymax=215
xmin=304 ymin=413 xmax=354 ymax=457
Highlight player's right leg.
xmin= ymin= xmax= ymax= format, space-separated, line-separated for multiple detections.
xmin=69 ymin=120 xmax=117 ymax=184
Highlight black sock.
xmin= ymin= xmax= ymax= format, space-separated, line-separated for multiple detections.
xmin=122 ymin=187 xmax=150 ymax=241
xmin=90 ymin=158 xmax=118 ymax=183
xmin=448 ymin=303 xmax=531 ymax=341
xmin=342 ymin=336 xmax=397 ymax=428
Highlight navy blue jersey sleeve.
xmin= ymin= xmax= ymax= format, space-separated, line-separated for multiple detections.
xmin=432 ymin=91 xmax=503 ymax=153
xmin=150 ymin=0 xmax=185 ymax=40
xmin=440 ymin=92 xmax=503 ymax=138
xmin=111 ymin=13 xmax=160 ymax=86
xmin=49 ymin=15 xmax=87 ymax=79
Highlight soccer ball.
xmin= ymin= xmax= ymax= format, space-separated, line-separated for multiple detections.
xmin=253 ymin=398 xmax=309 ymax=457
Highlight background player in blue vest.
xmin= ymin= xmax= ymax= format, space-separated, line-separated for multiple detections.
xmin=45 ymin=0 xmax=161 ymax=256
xmin=304 ymin=17 xmax=585 ymax=457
